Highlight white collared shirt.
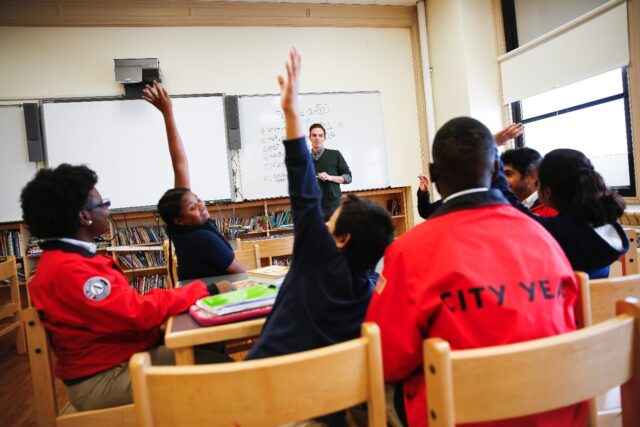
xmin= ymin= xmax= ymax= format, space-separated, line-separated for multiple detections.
xmin=443 ymin=187 xmax=489 ymax=204
xmin=522 ymin=191 xmax=539 ymax=209
xmin=57 ymin=237 xmax=97 ymax=254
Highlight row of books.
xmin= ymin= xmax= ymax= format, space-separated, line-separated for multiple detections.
xmin=213 ymin=216 xmax=269 ymax=237
xmin=131 ymin=274 xmax=167 ymax=295
xmin=115 ymin=226 xmax=167 ymax=246
xmin=117 ymin=251 xmax=166 ymax=270
xmin=268 ymin=210 xmax=293 ymax=229
xmin=0 ymin=231 xmax=22 ymax=257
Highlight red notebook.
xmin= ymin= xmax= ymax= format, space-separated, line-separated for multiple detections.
xmin=188 ymin=304 xmax=272 ymax=327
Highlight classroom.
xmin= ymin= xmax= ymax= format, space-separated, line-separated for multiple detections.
xmin=1 ymin=0 xmax=639 ymax=426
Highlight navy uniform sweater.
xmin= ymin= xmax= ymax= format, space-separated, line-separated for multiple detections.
xmin=246 ymin=137 xmax=373 ymax=360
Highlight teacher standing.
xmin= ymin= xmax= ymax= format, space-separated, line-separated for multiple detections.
xmin=309 ymin=123 xmax=352 ymax=220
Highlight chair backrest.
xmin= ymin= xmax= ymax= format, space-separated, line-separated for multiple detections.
xmin=0 ymin=256 xmax=25 ymax=354
xmin=234 ymin=244 xmax=261 ymax=270
xmin=620 ymin=229 xmax=638 ymax=276
xmin=23 ymin=307 xmax=136 ymax=427
xmin=130 ymin=322 xmax=387 ymax=427
xmin=423 ymin=299 xmax=640 ymax=427
xmin=239 ymin=236 xmax=294 ymax=266
xmin=162 ymin=239 xmax=178 ymax=288
xmin=580 ymin=272 xmax=640 ymax=326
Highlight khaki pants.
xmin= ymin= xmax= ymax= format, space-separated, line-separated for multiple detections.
xmin=66 ymin=345 xmax=230 ymax=411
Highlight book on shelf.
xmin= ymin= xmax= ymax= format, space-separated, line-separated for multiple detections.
xmin=195 ymin=284 xmax=278 ymax=316
xmin=0 ymin=231 xmax=22 ymax=257
xmin=114 ymin=225 xmax=167 ymax=246
xmin=247 ymin=265 xmax=289 ymax=286
xmin=130 ymin=274 xmax=167 ymax=294
xmin=117 ymin=251 xmax=165 ymax=269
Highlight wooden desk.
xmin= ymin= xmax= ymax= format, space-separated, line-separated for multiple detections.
xmin=166 ymin=273 xmax=266 ymax=365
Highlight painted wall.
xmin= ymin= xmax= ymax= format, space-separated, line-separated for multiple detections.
xmin=426 ymin=0 xmax=503 ymax=133
xmin=0 ymin=26 xmax=423 ymax=211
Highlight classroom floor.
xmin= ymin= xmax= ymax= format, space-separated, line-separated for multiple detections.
xmin=0 ymin=328 xmax=68 ymax=427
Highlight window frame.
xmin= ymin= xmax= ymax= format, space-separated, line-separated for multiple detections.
xmin=501 ymin=0 xmax=637 ymax=197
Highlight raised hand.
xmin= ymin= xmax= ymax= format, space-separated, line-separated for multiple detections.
xmin=494 ymin=123 xmax=524 ymax=146
xmin=142 ymin=81 xmax=173 ymax=116
xmin=278 ymin=47 xmax=303 ymax=141
xmin=417 ymin=174 xmax=429 ymax=192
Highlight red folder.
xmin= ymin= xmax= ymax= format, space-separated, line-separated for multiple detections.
xmin=188 ymin=304 xmax=272 ymax=327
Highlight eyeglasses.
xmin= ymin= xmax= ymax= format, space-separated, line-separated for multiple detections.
xmin=84 ymin=198 xmax=111 ymax=210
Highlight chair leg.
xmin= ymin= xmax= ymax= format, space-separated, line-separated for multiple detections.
xmin=16 ymin=322 xmax=26 ymax=354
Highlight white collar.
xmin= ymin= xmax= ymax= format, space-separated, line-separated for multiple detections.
xmin=522 ymin=191 xmax=539 ymax=209
xmin=443 ymin=187 xmax=489 ymax=204
xmin=57 ymin=237 xmax=97 ymax=254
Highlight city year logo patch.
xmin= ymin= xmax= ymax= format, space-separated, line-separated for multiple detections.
xmin=83 ymin=277 xmax=111 ymax=302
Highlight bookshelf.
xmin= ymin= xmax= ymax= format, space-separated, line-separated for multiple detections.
xmin=0 ymin=222 xmax=31 ymax=307
xmin=106 ymin=212 xmax=169 ymax=293
xmin=0 ymin=187 xmax=412 ymax=294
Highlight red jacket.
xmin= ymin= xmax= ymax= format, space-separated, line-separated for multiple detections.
xmin=366 ymin=194 xmax=587 ymax=427
xmin=29 ymin=241 xmax=208 ymax=380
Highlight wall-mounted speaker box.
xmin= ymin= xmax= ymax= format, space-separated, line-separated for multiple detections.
xmin=23 ymin=103 xmax=44 ymax=162
xmin=225 ymin=96 xmax=241 ymax=149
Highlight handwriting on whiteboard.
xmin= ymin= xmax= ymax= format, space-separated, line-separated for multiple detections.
xmin=258 ymin=103 xmax=344 ymax=184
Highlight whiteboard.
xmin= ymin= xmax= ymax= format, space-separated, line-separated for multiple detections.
xmin=0 ymin=106 xmax=38 ymax=222
xmin=43 ymin=96 xmax=231 ymax=209
xmin=237 ymin=92 xmax=389 ymax=200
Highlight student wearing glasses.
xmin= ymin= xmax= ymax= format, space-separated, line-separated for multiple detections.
xmin=22 ymin=164 xmax=229 ymax=411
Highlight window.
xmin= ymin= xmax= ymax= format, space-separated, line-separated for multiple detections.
xmin=518 ymin=68 xmax=634 ymax=195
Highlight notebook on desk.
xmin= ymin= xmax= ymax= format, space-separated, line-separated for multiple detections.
xmin=190 ymin=284 xmax=278 ymax=326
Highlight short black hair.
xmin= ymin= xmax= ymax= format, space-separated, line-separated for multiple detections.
xmin=21 ymin=164 xmax=97 ymax=238
xmin=431 ymin=117 xmax=495 ymax=188
xmin=334 ymin=194 xmax=394 ymax=271
xmin=158 ymin=187 xmax=189 ymax=227
xmin=309 ymin=123 xmax=326 ymax=137
xmin=538 ymin=149 xmax=625 ymax=226
xmin=500 ymin=147 xmax=542 ymax=178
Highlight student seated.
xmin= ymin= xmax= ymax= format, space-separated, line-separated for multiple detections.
xmin=143 ymin=82 xmax=245 ymax=281
xmin=245 ymin=49 xmax=394 ymax=423
xmin=21 ymin=164 xmax=228 ymax=411
xmin=501 ymin=147 xmax=556 ymax=217
xmin=533 ymin=149 xmax=628 ymax=278
xmin=366 ymin=117 xmax=588 ymax=427
xmin=416 ymin=123 xmax=524 ymax=219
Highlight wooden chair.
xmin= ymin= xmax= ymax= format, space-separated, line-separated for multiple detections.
xmin=620 ymin=229 xmax=638 ymax=276
xmin=130 ymin=322 xmax=387 ymax=427
xmin=578 ymin=271 xmax=640 ymax=426
xmin=162 ymin=239 xmax=178 ymax=288
xmin=0 ymin=256 xmax=26 ymax=354
xmin=580 ymin=272 xmax=640 ymax=326
xmin=23 ymin=307 xmax=136 ymax=427
xmin=233 ymin=244 xmax=261 ymax=270
xmin=423 ymin=299 xmax=640 ymax=427
xmin=239 ymin=235 xmax=294 ymax=267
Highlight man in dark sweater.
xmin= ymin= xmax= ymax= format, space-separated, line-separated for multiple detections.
xmin=245 ymin=48 xmax=394 ymax=426
xmin=309 ymin=123 xmax=352 ymax=220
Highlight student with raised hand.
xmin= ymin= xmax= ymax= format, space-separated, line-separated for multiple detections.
xmin=415 ymin=123 xmax=524 ymax=219
xmin=366 ymin=117 xmax=587 ymax=427
xmin=142 ymin=82 xmax=245 ymax=282
xmin=245 ymin=48 xmax=394 ymax=423
xmin=21 ymin=164 xmax=228 ymax=411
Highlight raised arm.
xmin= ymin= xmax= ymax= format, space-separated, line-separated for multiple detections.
xmin=279 ymin=48 xmax=303 ymax=140
xmin=493 ymin=123 xmax=524 ymax=146
xmin=142 ymin=81 xmax=190 ymax=188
